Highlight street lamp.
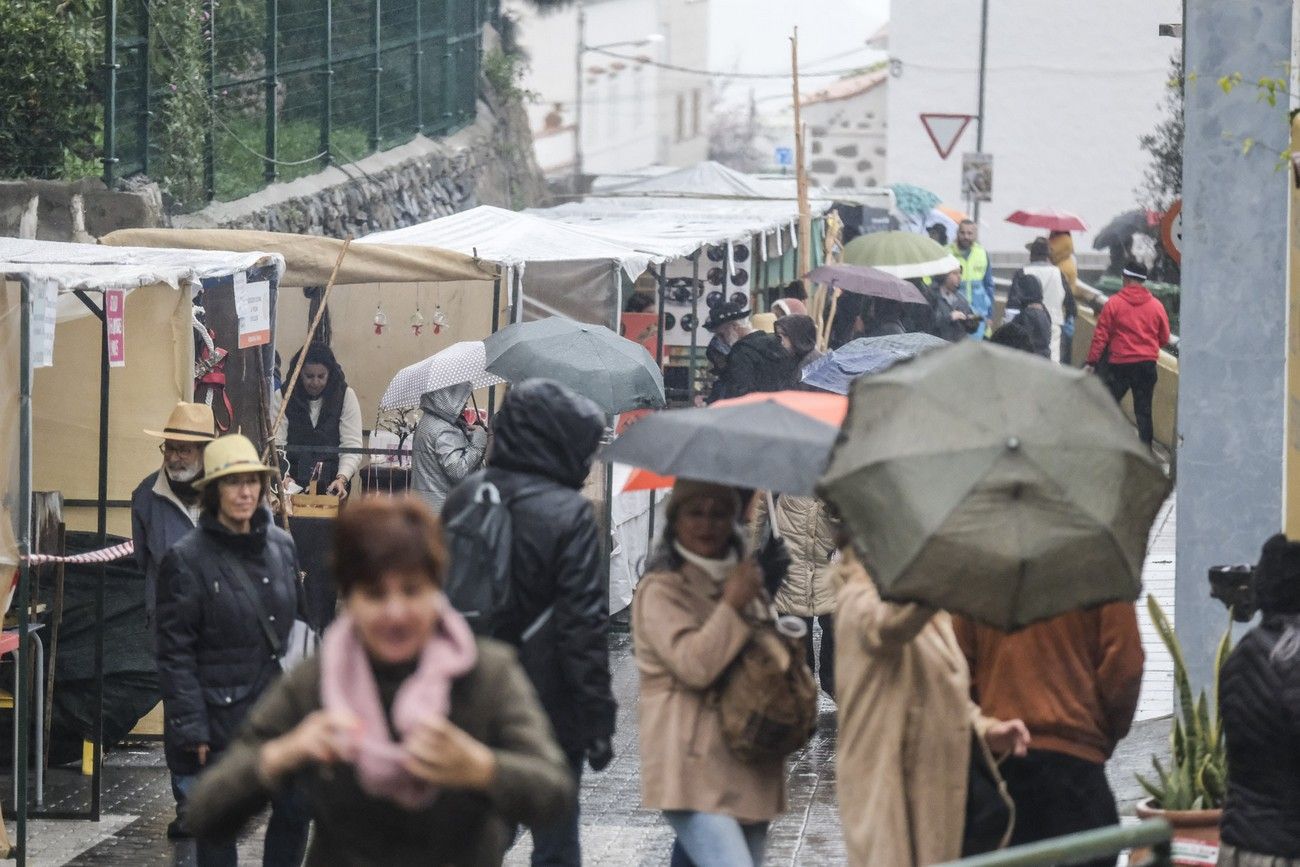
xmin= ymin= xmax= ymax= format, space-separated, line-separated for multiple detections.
xmin=573 ymin=1 xmax=663 ymax=196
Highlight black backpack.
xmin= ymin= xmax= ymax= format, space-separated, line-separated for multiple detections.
xmin=443 ymin=479 xmax=551 ymax=640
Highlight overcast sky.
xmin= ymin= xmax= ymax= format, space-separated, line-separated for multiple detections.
xmin=708 ymin=0 xmax=889 ymax=110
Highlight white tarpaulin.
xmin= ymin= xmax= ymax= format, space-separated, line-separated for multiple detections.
xmin=606 ymin=160 xmax=773 ymax=199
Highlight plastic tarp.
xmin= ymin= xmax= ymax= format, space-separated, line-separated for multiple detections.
xmin=102 ymin=227 xmax=498 ymax=286
xmin=0 ymin=239 xmax=283 ymax=570
xmin=605 ymin=160 xmax=774 ymax=199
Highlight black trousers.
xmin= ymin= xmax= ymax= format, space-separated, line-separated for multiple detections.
xmin=802 ymin=614 xmax=836 ymax=699
xmin=1105 ymin=360 xmax=1158 ymax=446
xmin=999 ymin=750 xmax=1120 ymax=867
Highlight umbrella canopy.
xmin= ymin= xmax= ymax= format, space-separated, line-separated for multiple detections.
xmin=843 ymin=231 xmax=960 ymax=280
xmin=888 ymin=183 xmax=943 ymax=219
xmin=379 ymin=341 xmax=506 ymax=411
xmin=818 ymin=341 xmax=1171 ymax=630
xmin=618 ymin=391 xmax=848 ymax=491
xmin=483 ymin=317 xmax=665 ymax=414
xmin=805 ymin=264 xmax=929 ymax=305
xmin=1092 ymin=209 xmax=1161 ymax=250
xmin=801 ymin=333 xmax=950 ymax=395
xmin=604 ymin=393 xmax=843 ymax=495
xmin=1006 ymin=209 xmax=1088 ymax=233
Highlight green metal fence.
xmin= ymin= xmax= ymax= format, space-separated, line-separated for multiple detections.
xmin=103 ymin=0 xmax=489 ymax=202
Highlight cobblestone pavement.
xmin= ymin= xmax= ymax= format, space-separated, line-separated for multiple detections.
xmin=10 ymin=631 xmax=1171 ymax=865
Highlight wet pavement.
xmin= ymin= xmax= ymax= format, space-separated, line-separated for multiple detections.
xmin=6 ymin=629 xmax=1171 ymax=865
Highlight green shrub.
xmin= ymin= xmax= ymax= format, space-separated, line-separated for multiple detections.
xmin=0 ymin=1 xmax=98 ymax=179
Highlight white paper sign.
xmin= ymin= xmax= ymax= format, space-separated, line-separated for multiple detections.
xmin=30 ymin=278 xmax=58 ymax=368
xmin=233 ymin=271 xmax=271 ymax=349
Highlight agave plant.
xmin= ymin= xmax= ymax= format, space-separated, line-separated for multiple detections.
xmin=1135 ymin=595 xmax=1233 ymax=811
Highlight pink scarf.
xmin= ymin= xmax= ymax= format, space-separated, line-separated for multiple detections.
xmin=319 ymin=602 xmax=478 ymax=810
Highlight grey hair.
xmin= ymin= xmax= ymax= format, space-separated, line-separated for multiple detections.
xmin=1271 ymin=614 xmax=1300 ymax=665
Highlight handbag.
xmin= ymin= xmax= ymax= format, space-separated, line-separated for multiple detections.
xmin=961 ymin=733 xmax=1015 ymax=857
xmin=217 ymin=548 xmax=320 ymax=673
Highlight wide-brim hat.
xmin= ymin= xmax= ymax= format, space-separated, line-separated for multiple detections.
xmin=143 ymin=402 xmax=217 ymax=442
xmin=704 ymin=301 xmax=751 ymax=332
xmin=192 ymin=434 xmax=274 ymax=489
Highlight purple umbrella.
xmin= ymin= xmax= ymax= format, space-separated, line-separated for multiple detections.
xmin=805 ymin=263 xmax=929 ymax=305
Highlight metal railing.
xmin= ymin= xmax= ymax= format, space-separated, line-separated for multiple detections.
xmin=944 ymin=819 xmax=1173 ymax=867
xmin=102 ymin=0 xmax=490 ymax=202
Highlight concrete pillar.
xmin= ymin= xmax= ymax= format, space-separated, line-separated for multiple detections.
xmin=1177 ymin=0 xmax=1293 ymax=689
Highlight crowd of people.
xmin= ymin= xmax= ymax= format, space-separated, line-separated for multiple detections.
xmin=116 ymin=228 xmax=1228 ymax=867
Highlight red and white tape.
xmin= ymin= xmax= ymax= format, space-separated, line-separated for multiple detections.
xmin=24 ymin=539 xmax=135 ymax=566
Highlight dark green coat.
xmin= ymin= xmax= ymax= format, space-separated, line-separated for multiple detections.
xmin=186 ymin=639 xmax=576 ymax=866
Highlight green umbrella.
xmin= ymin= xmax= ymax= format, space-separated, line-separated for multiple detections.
xmin=842 ymin=231 xmax=960 ymax=280
xmin=483 ymin=317 xmax=665 ymax=414
xmin=818 ymin=341 xmax=1170 ymax=630
xmin=888 ymin=183 xmax=943 ymax=218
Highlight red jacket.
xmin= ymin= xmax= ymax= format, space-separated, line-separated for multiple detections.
xmin=1087 ymin=282 xmax=1171 ymax=365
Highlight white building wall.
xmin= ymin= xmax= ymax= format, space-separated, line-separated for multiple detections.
xmin=506 ymin=0 xmax=661 ymax=178
xmin=886 ymin=0 xmax=1181 ymax=252
xmin=656 ymin=0 xmax=711 ymax=166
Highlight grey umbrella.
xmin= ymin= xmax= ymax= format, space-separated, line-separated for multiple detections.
xmin=484 ymin=317 xmax=666 ymax=414
xmin=804 ymin=264 xmax=930 ymax=305
xmin=801 ymin=333 xmax=950 ymax=394
xmin=601 ymin=398 xmax=840 ymax=495
xmin=818 ymin=341 xmax=1171 ymax=630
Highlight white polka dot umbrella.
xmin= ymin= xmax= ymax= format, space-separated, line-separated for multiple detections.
xmin=378 ymin=341 xmax=506 ymax=411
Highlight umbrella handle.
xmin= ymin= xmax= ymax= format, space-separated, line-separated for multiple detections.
xmin=766 ymin=491 xmax=782 ymax=540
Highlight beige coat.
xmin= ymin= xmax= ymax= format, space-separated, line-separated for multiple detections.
xmin=835 ymin=560 xmax=998 ymax=867
xmin=752 ymin=494 xmax=838 ymax=617
xmin=632 ymin=564 xmax=787 ymax=823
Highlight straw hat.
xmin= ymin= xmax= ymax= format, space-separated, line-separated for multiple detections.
xmin=192 ymin=434 xmax=274 ymax=490
xmin=143 ymin=402 xmax=217 ymax=443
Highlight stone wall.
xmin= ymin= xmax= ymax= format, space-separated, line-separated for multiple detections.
xmin=0 ymin=176 xmax=163 ymax=242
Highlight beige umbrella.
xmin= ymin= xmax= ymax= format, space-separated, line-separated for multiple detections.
xmin=818 ymin=341 xmax=1170 ymax=630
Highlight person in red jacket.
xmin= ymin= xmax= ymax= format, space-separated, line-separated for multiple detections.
xmin=1085 ymin=261 xmax=1170 ymax=446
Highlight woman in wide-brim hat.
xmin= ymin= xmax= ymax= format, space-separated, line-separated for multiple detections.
xmin=155 ymin=434 xmax=310 ymax=862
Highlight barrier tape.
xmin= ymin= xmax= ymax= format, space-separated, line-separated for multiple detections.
xmin=25 ymin=540 xmax=134 ymax=566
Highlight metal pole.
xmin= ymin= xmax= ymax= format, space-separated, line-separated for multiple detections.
xmin=16 ymin=278 xmax=33 ymax=865
xmin=441 ymin=0 xmax=453 ymax=124
xmin=139 ymin=1 xmax=151 ymax=178
xmin=688 ymin=252 xmax=699 ymax=402
xmin=370 ymin=0 xmax=382 ymax=151
xmin=605 ymin=267 xmax=621 ymax=614
xmin=413 ymin=0 xmax=424 ymax=133
xmin=204 ymin=0 xmax=216 ymax=199
xmin=488 ymin=275 xmax=501 ymax=418
xmin=102 ymin=0 xmax=119 ymax=187
xmin=572 ymin=1 xmax=586 ymax=197
xmin=320 ymin=0 xmax=333 ymax=167
xmin=264 ymin=0 xmax=279 ymax=184
xmin=91 ymin=308 xmax=108 ymax=822
xmin=973 ymin=0 xmax=989 ymax=224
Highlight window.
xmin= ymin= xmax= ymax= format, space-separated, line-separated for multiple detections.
xmin=691 ymin=89 xmax=701 ymax=137
xmin=676 ymin=93 xmax=686 ymax=143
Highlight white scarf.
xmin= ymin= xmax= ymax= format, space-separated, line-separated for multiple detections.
xmin=674 ymin=542 xmax=738 ymax=586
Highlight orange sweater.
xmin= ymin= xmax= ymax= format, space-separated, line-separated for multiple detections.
xmin=953 ymin=602 xmax=1144 ymax=764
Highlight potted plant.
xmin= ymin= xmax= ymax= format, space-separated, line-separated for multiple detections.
xmin=1133 ymin=594 xmax=1233 ymax=859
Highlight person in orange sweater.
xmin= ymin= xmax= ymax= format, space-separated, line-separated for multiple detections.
xmin=953 ymin=603 xmax=1144 ymax=865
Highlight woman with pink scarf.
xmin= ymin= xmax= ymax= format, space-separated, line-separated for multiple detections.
xmin=186 ymin=497 xmax=575 ymax=866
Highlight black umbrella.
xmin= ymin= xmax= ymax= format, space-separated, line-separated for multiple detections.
xmin=805 ymin=263 xmax=929 ymax=305
xmin=1092 ymin=209 xmax=1158 ymax=250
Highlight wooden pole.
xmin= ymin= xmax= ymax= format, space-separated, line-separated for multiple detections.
xmin=791 ymin=29 xmax=812 ymax=294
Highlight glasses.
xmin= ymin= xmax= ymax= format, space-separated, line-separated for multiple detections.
xmin=159 ymin=442 xmax=202 ymax=456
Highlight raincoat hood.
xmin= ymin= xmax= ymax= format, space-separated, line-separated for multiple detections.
xmin=490 ymin=379 xmax=605 ymax=489
xmin=1117 ymin=282 xmax=1156 ymax=306
xmin=420 ymin=382 xmax=473 ymax=424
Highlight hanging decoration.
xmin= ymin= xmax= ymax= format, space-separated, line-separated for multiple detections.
xmin=431 ymin=287 xmax=448 ymax=335
xmin=373 ymin=303 xmax=388 ymax=335
xmin=410 ymin=286 xmax=426 ymax=336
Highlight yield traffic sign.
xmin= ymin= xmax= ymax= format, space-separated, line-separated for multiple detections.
xmin=920 ymin=113 xmax=975 ymax=160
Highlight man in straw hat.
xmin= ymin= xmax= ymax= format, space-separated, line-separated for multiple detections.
xmin=131 ymin=402 xmax=216 ymax=839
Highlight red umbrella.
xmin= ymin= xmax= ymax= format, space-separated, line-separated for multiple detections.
xmin=1005 ymin=209 xmax=1088 ymax=233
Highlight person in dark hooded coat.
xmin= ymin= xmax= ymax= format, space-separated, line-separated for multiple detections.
xmin=411 ymin=382 xmax=487 ymax=514
xmin=442 ymin=379 xmax=617 ymax=867
xmin=1005 ymin=272 xmax=1053 ymax=359
xmin=703 ymin=302 xmax=799 ymax=402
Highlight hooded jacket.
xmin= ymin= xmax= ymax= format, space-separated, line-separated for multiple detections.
xmin=1086 ymin=283 xmax=1171 ymax=365
xmin=411 ymin=383 xmax=488 ymax=514
xmin=131 ymin=468 xmax=202 ymax=629
xmin=442 ymin=380 xmax=617 ymax=755
xmin=709 ymin=330 xmax=799 ymax=402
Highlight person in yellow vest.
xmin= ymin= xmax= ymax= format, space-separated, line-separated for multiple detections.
xmin=950 ymin=220 xmax=995 ymax=340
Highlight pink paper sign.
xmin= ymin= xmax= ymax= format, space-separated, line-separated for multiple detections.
xmin=105 ymin=289 xmax=126 ymax=367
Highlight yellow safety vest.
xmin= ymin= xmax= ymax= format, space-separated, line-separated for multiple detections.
xmin=950 ymin=243 xmax=989 ymax=304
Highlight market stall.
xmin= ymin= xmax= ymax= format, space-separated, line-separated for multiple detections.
xmin=0 ymin=237 xmax=284 ymax=853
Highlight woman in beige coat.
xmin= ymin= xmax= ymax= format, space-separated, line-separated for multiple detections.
xmin=752 ymin=493 xmax=838 ymax=696
xmin=835 ymin=546 xmax=1030 ymax=867
xmin=634 ymin=480 xmax=781 ymax=866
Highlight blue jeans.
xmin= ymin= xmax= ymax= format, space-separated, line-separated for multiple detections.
xmin=179 ymin=773 xmax=310 ymax=867
xmin=171 ymin=771 xmax=194 ymax=821
xmin=531 ymin=750 xmax=584 ymax=867
xmin=663 ymin=811 xmax=768 ymax=867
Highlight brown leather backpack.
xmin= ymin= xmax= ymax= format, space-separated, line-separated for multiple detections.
xmin=715 ymin=612 xmax=819 ymax=762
